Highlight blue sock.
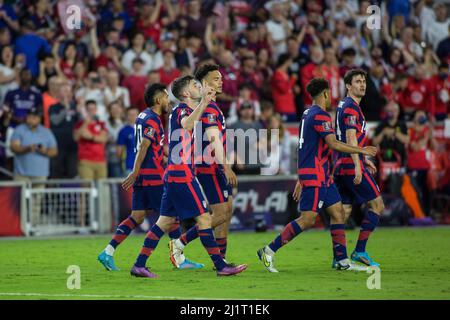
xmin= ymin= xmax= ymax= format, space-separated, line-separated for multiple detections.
xmin=109 ymin=216 xmax=138 ymax=249
xmin=356 ymin=210 xmax=380 ymax=253
xmin=330 ymin=224 xmax=348 ymax=261
xmin=168 ymin=219 xmax=181 ymax=239
xmin=269 ymin=221 xmax=302 ymax=253
xmin=198 ymin=228 xmax=226 ymax=271
xmin=135 ymin=224 xmax=164 ymax=267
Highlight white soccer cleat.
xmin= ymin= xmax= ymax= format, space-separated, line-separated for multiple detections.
xmin=257 ymin=247 xmax=279 ymax=273
xmin=169 ymin=239 xmax=186 ymax=267
xmin=336 ymin=258 xmax=368 ymax=271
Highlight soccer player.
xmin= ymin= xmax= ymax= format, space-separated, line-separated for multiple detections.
xmin=98 ymin=83 xmax=202 ymax=271
xmin=169 ymin=64 xmax=237 ymax=268
xmin=257 ymin=78 xmax=377 ymax=272
xmin=130 ymin=75 xmax=247 ymax=278
xmin=333 ymin=69 xmax=385 ymax=267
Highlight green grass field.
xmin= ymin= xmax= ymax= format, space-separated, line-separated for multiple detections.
xmin=0 ymin=226 xmax=449 ymax=300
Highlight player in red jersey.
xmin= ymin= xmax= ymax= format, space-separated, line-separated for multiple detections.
xmin=130 ymin=75 xmax=247 ymax=278
xmin=169 ymin=64 xmax=238 ymax=268
xmin=257 ymin=78 xmax=377 ymax=272
xmin=334 ymin=69 xmax=385 ymax=267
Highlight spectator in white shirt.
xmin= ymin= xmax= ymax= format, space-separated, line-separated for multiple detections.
xmin=265 ymin=1 xmax=293 ymax=59
xmin=425 ymin=3 xmax=449 ymax=50
xmin=75 ymin=71 xmax=107 ymax=121
xmin=104 ymin=69 xmax=130 ymax=108
xmin=121 ymin=32 xmax=153 ymax=75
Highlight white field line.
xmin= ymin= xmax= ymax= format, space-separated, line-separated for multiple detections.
xmin=0 ymin=292 xmax=258 ymax=300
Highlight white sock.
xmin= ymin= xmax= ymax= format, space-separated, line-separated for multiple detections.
xmin=105 ymin=244 xmax=115 ymax=256
xmin=175 ymin=238 xmax=185 ymax=250
xmin=264 ymin=245 xmax=275 ymax=256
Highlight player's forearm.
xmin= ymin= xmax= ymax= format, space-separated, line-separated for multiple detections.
xmin=181 ymin=101 xmax=208 ymax=130
xmin=331 ymin=140 xmax=365 ymax=155
xmin=346 ymin=132 xmax=362 ymax=167
xmin=131 ymin=143 xmax=149 ymax=174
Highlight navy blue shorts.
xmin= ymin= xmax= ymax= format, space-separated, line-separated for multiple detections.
xmin=298 ymin=183 xmax=341 ymax=213
xmin=196 ymin=170 xmax=232 ymax=205
xmin=334 ymin=171 xmax=381 ymax=205
xmin=132 ymin=185 xmax=163 ymax=212
xmin=160 ymin=178 xmax=209 ymax=220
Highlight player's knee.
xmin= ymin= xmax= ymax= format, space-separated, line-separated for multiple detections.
xmin=299 ymin=214 xmax=316 ymax=229
xmin=131 ymin=211 xmax=146 ymax=224
xmin=156 ymin=216 xmax=175 ymax=233
xmin=196 ymin=213 xmax=212 ymax=229
xmin=369 ymin=198 xmax=385 ymax=215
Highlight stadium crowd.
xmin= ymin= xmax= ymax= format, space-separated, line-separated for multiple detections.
xmin=0 ymin=0 xmax=448 ymax=217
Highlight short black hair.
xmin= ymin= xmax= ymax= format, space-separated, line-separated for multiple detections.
xmin=194 ymin=64 xmax=219 ymax=83
xmin=344 ymin=69 xmax=367 ymax=86
xmin=127 ymin=106 xmax=140 ymax=114
xmin=306 ymin=78 xmax=329 ymax=99
xmin=171 ymin=75 xmax=195 ymax=101
xmin=85 ymin=99 xmax=97 ymax=106
xmin=144 ymin=83 xmax=167 ymax=108
xmin=276 ymin=53 xmax=291 ymax=68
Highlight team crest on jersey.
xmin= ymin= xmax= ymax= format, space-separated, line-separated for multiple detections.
xmin=207 ymin=114 xmax=216 ymax=124
xmin=145 ymin=127 xmax=155 ymax=138
xmin=202 ymin=200 xmax=207 ymax=208
xmin=180 ymin=109 xmax=188 ymax=118
xmin=224 ymin=190 xmax=229 ymax=198
xmin=322 ymin=121 xmax=332 ymax=131
xmin=318 ymin=200 xmax=324 ymax=209
xmin=348 ymin=115 xmax=357 ymax=125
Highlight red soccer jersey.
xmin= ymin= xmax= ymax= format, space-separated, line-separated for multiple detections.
xmin=430 ymin=74 xmax=450 ymax=116
xmin=400 ymin=77 xmax=434 ymax=114
xmin=74 ymin=120 xmax=107 ymax=162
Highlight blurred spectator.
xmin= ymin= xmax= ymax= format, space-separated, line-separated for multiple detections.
xmin=74 ymin=100 xmax=108 ymax=180
xmin=54 ymin=38 xmax=77 ymax=82
xmin=158 ymin=49 xmax=181 ymax=86
xmin=256 ymin=47 xmax=273 ymax=101
xmin=37 ymin=53 xmax=63 ymax=92
xmin=339 ymin=47 xmax=357 ymax=77
xmin=259 ymin=101 xmax=274 ymax=129
xmin=49 ymin=82 xmax=80 ymax=179
xmin=300 ymin=45 xmax=324 ymax=106
xmin=117 ymin=106 xmax=139 ymax=176
xmin=237 ymin=52 xmax=263 ymax=99
xmin=321 ymin=46 xmax=342 ymax=108
xmin=42 ymin=76 xmax=61 ymax=128
xmin=430 ymin=63 xmax=449 ymax=121
xmin=425 ymin=3 xmax=449 ymax=50
xmin=228 ymin=84 xmax=261 ymax=126
xmin=407 ymin=110 xmax=438 ymax=215
xmin=398 ymin=64 xmax=434 ymax=121
xmin=14 ymin=18 xmax=51 ymax=77
xmin=75 ymin=71 xmax=107 ymax=121
xmin=104 ymin=69 xmax=130 ymax=108
xmin=271 ymin=53 xmax=297 ymax=122
xmin=360 ymin=63 xmax=390 ymax=121
xmin=3 ymin=68 xmax=43 ymax=126
xmin=181 ymin=0 xmax=207 ymax=39
xmin=105 ymin=101 xmax=124 ymax=178
xmin=265 ymin=1 xmax=293 ymax=59
xmin=0 ymin=0 xmax=19 ymax=33
xmin=436 ymin=24 xmax=450 ymax=64
xmin=0 ymin=44 xmax=18 ymax=105
xmin=217 ymin=50 xmax=239 ymax=116
xmin=122 ymin=58 xmax=147 ymax=110
xmin=373 ymin=101 xmax=409 ymax=165
xmin=228 ymin=101 xmax=264 ymax=175
xmin=10 ymin=107 xmax=57 ymax=181
xmin=121 ymin=32 xmax=153 ymax=75
xmin=261 ymin=113 xmax=291 ymax=176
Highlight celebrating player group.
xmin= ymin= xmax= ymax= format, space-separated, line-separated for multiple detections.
xmin=97 ymin=66 xmax=383 ymax=279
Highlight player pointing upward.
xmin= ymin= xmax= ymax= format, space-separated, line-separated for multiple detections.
xmin=258 ymin=78 xmax=377 ymax=272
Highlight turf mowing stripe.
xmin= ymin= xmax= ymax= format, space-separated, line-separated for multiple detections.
xmin=0 ymin=292 xmax=257 ymax=300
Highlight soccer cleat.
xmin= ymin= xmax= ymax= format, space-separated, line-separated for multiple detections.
xmin=169 ymin=240 xmax=204 ymax=269
xmin=217 ymin=264 xmax=248 ymax=276
xmin=98 ymin=250 xmax=119 ymax=271
xmin=336 ymin=258 xmax=368 ymax=271
xmin=178 ymin=259 xmax=205 ymax=269
xmin=257 ymin=247 xmax=279 ymax=273
xmin=130 ymin=265 xmax=159 ymax=278
xmin=213 ymin=260 xmax=236 ymax=271
xmin=351 ymin=251 xmax=380 ymax=267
